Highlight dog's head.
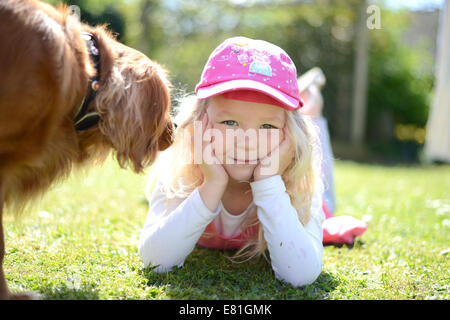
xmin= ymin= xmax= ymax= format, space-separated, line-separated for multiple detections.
xmin=87 ymin=28 xmax=174 ymax=173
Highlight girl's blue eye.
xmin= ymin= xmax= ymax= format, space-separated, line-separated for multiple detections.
xmin=261 ymin=124 xmax=277 ymax=129
xmin=222 ymin=120 xmax=238 ymax=126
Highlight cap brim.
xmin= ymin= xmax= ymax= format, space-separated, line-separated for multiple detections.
xmin=196 ymin=79 xmax=301 ymax=110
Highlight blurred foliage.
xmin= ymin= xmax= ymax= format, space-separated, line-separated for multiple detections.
xmin=128 ymin=0 xmax=362 ymax=138
xmin=367 ymin=8 xmax=433 ymax=136
xmin=41 ymin=0 xmax=436 ymax=162
xmin=45 ymin=0 xmax=126 ymax=40
xmin=365 ymin=7 xmax=434 ymax=162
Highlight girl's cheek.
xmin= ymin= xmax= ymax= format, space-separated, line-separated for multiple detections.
xmin=258 ymin=129 xmax=282 ymax=158
xmin=275 ymin=127 xmax=284 ymax=141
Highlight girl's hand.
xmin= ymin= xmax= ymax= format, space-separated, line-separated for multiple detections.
xmin=197 ymin=113 xmax=229 ymax=212
xmin=253 ymin=128 xmax=295 ymax=182
xmin=198 ymin=113 xmax=229 ymax=186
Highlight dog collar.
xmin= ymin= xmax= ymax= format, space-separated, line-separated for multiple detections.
xmin=74 ymin=32 xmax=101 ymax=131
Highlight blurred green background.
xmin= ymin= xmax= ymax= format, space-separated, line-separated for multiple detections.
xmin=44 ymin=0 xmax=440 ymax=163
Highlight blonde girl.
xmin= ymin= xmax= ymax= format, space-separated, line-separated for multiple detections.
xmin=139 ymin=37 xmax=325 ymax=287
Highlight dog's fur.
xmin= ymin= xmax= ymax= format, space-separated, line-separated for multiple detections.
xmin=0 ymin=0 xmax=174 ymax=299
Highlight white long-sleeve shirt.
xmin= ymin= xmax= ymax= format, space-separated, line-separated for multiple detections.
xmin=139 ymin=176 xmax=325 ymax=287
xmin=138 ymin=117 xmax=332 ymax=287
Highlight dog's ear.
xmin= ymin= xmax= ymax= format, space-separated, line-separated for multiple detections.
xmin=96 ymin=53 xmax=173 ymax=173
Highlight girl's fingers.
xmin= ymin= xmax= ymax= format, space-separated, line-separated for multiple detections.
xmin=202 ymin=113 xmax=208 ymax=135
xmin=258 ymin=129 xmax=294 ymax=174
xmin=192 ymin=114 xmax=207 ymax=147
xmin=201 ymin=113 xmax=213 ymax=149
xmin=264 ymin=129 xmax=290 ymax=160
xmin=202 ymin=118 xmax=217 ymax=162
xmin=205 ymin=114 xmax=215 ymax=143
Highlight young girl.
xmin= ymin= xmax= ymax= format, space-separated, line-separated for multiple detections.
xmin=138 ymin=37 xmax=326 ymax=287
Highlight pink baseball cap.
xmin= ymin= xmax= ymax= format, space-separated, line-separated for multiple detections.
xmin=195 ymin=36 xmax=303 ymax=110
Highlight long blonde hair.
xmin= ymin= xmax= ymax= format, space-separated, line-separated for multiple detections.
xmin=147 ymin=95 xmax=322 ymax=262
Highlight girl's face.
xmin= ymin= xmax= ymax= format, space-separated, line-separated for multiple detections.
xmin=206 ymin=95 xmax=286 ymax=182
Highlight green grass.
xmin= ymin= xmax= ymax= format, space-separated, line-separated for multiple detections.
xmin=3 ymin=156 xmax=450 ymax=299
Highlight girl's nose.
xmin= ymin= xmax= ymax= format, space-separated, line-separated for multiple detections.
xmin=233 ymin=134 xmax=258 ymax=160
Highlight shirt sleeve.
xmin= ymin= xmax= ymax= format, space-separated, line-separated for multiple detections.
xmin=138 ymin=181 xmax=221 ymax=272
xmin=250 ymin=175 xmax=325 ymax=287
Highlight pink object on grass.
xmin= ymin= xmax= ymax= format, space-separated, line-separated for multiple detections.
xmin=322 ymin=203 xmax=368 ymax=245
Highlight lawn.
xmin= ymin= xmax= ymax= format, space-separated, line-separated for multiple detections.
xmin=3 ymin=156 xmax=449 ymax=300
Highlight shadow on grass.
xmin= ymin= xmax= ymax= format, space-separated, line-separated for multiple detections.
xmin=324 ymin=239 xmax=365 ymax=249
xmin=141 ymin=246 xmax=339 ymax=300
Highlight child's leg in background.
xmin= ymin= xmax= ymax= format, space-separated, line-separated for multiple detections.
xmin=315 ymin=116 xmax=336 ymax=215
xmin=300 ymin=75 xmax=367 ymax=244
xmin=316 ymin=117 xmax=368 ymax=244
xmin=299 ymin=79 xmax=336 ymax=215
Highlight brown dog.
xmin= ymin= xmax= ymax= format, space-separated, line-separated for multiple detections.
xmin=0 ymin=0 xmax=174 ymax=299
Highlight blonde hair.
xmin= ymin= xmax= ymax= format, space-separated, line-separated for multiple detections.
xmin=147 ymin=95 xmax=322 ymax=262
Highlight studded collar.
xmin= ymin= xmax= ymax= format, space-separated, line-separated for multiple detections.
xmin=74 ymin=32 xmax=101 ymax=131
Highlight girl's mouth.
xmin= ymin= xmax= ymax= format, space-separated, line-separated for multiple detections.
xmin=230 ymin=157 xmax=258 ymax=165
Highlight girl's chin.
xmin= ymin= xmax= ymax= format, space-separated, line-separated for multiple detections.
xmin=223 ymin=163 xmax=257 ymax=181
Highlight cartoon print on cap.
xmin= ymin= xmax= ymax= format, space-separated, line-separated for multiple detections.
xmin=248 ymin=49 xmax=273 ymax=79
xmin=249 ymin=59 xmax=272 ymax=77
